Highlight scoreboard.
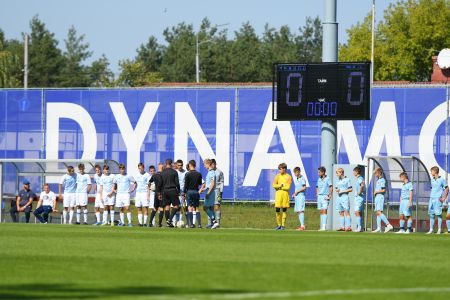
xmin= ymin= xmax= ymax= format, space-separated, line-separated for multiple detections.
xmin=273 ymin=62 xmax=371 ymax=121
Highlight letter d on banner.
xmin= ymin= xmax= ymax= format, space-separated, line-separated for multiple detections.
xmin=46 ymin=103 xmax=97 ymax=160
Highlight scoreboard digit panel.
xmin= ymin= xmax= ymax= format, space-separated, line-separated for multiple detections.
xmin=273 ymin=62 xmax=371 ymax=121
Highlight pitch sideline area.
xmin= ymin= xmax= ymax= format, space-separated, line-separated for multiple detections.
xmin=0 ymin=224 xmax=449 ymax=300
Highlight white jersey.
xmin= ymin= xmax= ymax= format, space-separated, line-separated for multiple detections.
xmin=94 ymin=174 xmax=102 ymax=194
xmin=114 ymin=174 xmax=135 ymax=194
xmin=177 ymin=169 xmax=187 ymax=193
xmin=100 ymin=174 xmax=115 ymax=193
xmin=60 ymin=173 xmax=77 ymax=194
xmin=76 ymin=173 xmax=92 ymax=193
xmin=135 ymin=172 xmax=151 ymax=193
xmin=40 ymin=191 xmax=56 ymax=206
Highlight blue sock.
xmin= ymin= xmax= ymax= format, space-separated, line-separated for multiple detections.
xmin=323 ymin=214 xmax=328 ymax=226
xmin=399 ymin=219 xmax=405 ymax=229
xmin=429 ymin=215 xmax=435 ymax=231
xmin=345 ymin=215 xmax=351 ymax=228
xmin=376 ymin=215 xmax=381 ymax=229
xmin=299 ymin=213 xmax=304 ymax=226
xmin=380 ymin=213 xmax=389 ymax=225
xmin=339 ymin=216 xmax=345 ymax=228
xmin=437 ymin=216 xmax=442 ymax=230
xmin=407 ymin=219 xmax=412 ymax=230
xmin=447 ymin=220 xmax=450 ymax=232
xmin=356 ymin=216 xmax=361 ymax=230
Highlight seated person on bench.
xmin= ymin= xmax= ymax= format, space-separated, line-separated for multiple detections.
xmin=34 ymin=184 xmax=57 ymax=224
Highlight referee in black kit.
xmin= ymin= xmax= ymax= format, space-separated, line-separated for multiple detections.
xmin=161 ymin=159 xmax=180 ymax=227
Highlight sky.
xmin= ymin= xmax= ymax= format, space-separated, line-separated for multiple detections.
xmin=0 ymin=0 xmax=395 ymax=74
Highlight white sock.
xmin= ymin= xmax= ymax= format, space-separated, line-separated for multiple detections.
xmin=83 ymin=209 xmax=88 ymax=223
xmin=103 ymin=211 xmax=108 ymax=223
xmin=193 ymin=211 xmax=197 ymax=225
xmin=69 ymin=210 xmax=74 ymax=223
xmin=76 ymin=208 xmax=81 ymax=222
xmin=138 ymin=213 xmax=143 ymax=225
xmin=127 ymin=212 xmax=132 ymax=224
xmin=144 ymin=215 xmax=148 ymax=225
xmin=120 ymin=212 xmax=125 ymax=224
xmin=63 ymin=210 xmax=67 ymax=224
xmin=110 ymin=210 xmax=115 ymax=223
xmin=95 ymin=212 xmax=100 ymax=223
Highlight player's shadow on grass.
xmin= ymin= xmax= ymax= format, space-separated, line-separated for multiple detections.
xmin=0 ymin=283 xmax=247 ymax=299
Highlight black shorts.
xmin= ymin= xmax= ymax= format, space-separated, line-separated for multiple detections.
xmin=154 ymin=195 xmax=163 ymax=209
xmin=162 ymin=189 xmax=180 ymax=207
xmin=186 ymin=190 xmax=200 ymax=208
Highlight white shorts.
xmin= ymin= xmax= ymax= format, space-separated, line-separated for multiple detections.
xmin=103 ymin=194 xmax=116 ymax=206
xmin=94 ymin=193 xmax=104 ymax=209
xmin=135 ymin=192 xmax=149 ymax=208
xmin=149 ymin=192 xmax=155 ymax=209
xmin=76 ymin=193 xmax=88 ymax=206
xmin=63 ymin=193 xmax=76 ymax=208
xmin=116 ymin=193 xmax=130 ymax=208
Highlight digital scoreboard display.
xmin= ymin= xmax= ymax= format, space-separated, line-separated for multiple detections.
xmin=273 ymin=62 xmax=371 ymax=120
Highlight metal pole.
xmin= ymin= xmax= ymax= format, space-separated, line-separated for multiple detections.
xmin=196 ymin=34 xmax=200 ymax=83
xmin=322 ymin=0 xmax=338 ymax=230
xmin=446 ymin=87 xmax=449 ymax=184
xmin=24 ymin=34 xmax=29 ymax=89
xmin=0 ymin=162 xmax=3 ymax=223
xmin=370 ymin=0 xmax=375 ymax=84
xmin=233 ymin=88 xmax=239 ymax=203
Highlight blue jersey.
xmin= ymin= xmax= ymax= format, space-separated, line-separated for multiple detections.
xmin=335 ymin=177 xmax=351 ymax=195
xmin=114 ymin=174 xmax=135 ymax=194
xmin=430 ymin=176 xmax=447 ymax=198
xmin=135 ymin=172 xmax=150 ymax=193
xmin=76 ymin=173 xmax=91 ymax=193
xmin=375 ymin=177 xmax=386 ymax=195
xmin=354 ymin=175 xmax=365 ymax=198
xmin=59 ymin=173 xmax=77 ymax=194
xmin=100 ymin=174 xmax=115 ymax=193
xmin=401 ymin=181 xmax=413 ymax=201
xmin=293 ymin=175 xmax=306 ymax=195
xmin=316 ymin=176 xmax=332 ymax=195
xmin=205 ymin=170 xmax=216 ymax=190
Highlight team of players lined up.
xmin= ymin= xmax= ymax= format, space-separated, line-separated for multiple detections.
xmin=273 ymin=163 xmax=450 ymax=234
xmin=54 ymin=158 xmax=224 ymax=228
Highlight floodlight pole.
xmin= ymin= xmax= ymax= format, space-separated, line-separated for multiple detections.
xmin=24 ymin=34 xmax=29 ymax=89
xmin=371 ymin=0 xmax=375 ymax=85
xmin=322 ymin=0 xmax=338 ymax=230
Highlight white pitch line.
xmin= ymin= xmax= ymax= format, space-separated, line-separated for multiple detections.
xmin=146 ymin=287 xmax=450 ymax=300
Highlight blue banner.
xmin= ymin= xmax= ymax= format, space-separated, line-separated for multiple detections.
xmin=0 ymin=87 xmax=448 ymax=201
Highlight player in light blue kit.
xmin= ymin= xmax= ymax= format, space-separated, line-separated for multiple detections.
xmin=75 ymin=163 xmax=92 ymax=225
xmin=292 ymin=167 xmax=307 ymax=230
xmin=427 ymin=166 xmax=448 ymax=234
xmin=352 ymin=166 xmax=365 ymax=232
xmin=114 ymin=164 xmax=136 ymax=227
xmin=372 ymin=167 xmax=393 ymax=233
xmin=134 ymin=163 xmax=151 ymax=227
xmin=335 ymin=168 xmax=352 ymax=231
xmin=316 ymin=166 xmax=332 ymax=231
xmin=100 ymin=165 xmax=116 ymax=226
xmin=396 ymin=172 xmax=413 ymax=234
xmin=58 ymin=166 xmax=77 ymax=224
xmin=174 ymin=159 xmax=187 ymax=226
xmin=93 ymin=165 xmax=104 ymax=225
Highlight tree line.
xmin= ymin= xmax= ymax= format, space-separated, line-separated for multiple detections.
xmin=0 ymin=0 xmax=449 ymax=87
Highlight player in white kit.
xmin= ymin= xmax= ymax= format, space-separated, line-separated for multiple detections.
xmin=134 ymin=162 xmax=151 ymax=227
xmin=93 ymin=165 xmax=104 ymax=225
xmin=59 ymin=166 xmax=77 ymax=224
xmin=75 ymin=163 xmax=92 ymax=225
xmin=147 ymin=165 xmax=156 ymax=226
xmin=114 ymin=164 xmax=136 ymax=227
xmin=100 ymin=164 xmax=116 ymax=226
xmin=174 ymin=159 xmax=187 ymax=226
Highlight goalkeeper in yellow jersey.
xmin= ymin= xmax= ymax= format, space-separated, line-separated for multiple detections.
xmin=273 ymin=163 xmax=292 ymax=230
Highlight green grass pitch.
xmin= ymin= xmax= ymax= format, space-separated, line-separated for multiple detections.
xmin=1 ymin=223 xmax=450 ymax=300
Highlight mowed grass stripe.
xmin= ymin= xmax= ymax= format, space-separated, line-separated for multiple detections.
xmin=0 ymin=224 xmax=449 ymax=300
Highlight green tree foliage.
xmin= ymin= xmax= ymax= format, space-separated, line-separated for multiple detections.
xmin=89 ymin=54 xmax=114 ymax=87
xmin=28 ymin=16 xmax=65 ymax=87
xmin=340 ymin=0 xmax=450 ymax=81
xmin=136 ymin=36 xmax=164 ymax=73
xmin=60 ymin=26 xmax=93 ymax=87
xmin=116 ymin=59 xmax=162 ymax=87
xmin=0 ymin=29 xmax=23 ymax=87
